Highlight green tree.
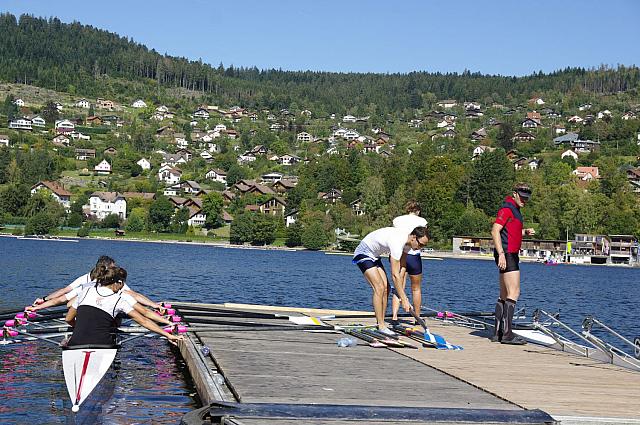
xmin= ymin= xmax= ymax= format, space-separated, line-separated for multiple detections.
xmin=252 ymin=214 xmax=277 ymax=245
xmin=229 ymin=211 xmax=254 ymax=244
xmin=24 ymin=211 xmax=57 ymax=235
xmin=148 ymin=195 xmax=174 ymax=232
xmin=101 ymin=213 xmax=121 ymax=229
xmin=469 ymin=149 xmax=515 ymax=216
xmin=285 ymin=222 xmax=303 ymax=247
xmin=496 ymin=123 xmax=515 ymax=151
xmin=171 ymin=206 xmax=189 ymax=233
xmin=0 ymin=184 xmax=29 ymax=216
xmin=543 ymin=161 xmax=573 ymax=185
xmin=125 ymin=207 xmax=147 ymax=232
xmin=301 ymin=220 xmax=329 ymax=250
xmin=41 ymin=101 xmax=60 ymax=124
xmin=3 ymin=94 xmax=18 ymax=121
xmin=202 ymin=192 xmax=224 ymax=229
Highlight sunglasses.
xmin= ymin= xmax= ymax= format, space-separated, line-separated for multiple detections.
xmin=516 ymin=190 xmax=532 ymax=201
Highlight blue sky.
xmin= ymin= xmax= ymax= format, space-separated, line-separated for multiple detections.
xmin=2 ymin=0 xmax=639 ymax=76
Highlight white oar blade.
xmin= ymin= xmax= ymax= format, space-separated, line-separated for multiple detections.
xmin=62 ymin=348 xmax=117 ymax=411
xmin=288 ymin=316 xmax=324 ymax=325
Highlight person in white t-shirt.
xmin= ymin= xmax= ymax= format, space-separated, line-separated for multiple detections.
xmin=31 ymin=256 xmax=165 ymax=313
xmin=352 ymin=225 xmax=429 ymax=335
xmin=391 ymin=201 xmax=428 ymax=323
xmin=65 ymin=266 xmax=183 ymax=347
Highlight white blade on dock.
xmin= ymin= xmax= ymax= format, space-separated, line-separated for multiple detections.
xmin=62 ymin=348 xmax=117 ymax=411
xmin=513 ymin=329 xmax=558 ymax=346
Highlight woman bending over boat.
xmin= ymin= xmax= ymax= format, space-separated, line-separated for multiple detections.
xmin=65 ymin=266 xmax=183 ymax=347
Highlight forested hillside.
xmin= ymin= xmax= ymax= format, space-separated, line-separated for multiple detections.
xmin=1 ymin=13 xmax=640 ymax=115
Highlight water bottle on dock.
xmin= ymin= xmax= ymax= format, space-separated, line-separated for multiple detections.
xmin=337 ymin=337 xmax=357 ymax=347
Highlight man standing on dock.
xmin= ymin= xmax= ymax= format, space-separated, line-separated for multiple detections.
xmin=353 ymin=226 xmax=429 ymax=335
xmin=491 ymin=183 xmax=535 ymax=345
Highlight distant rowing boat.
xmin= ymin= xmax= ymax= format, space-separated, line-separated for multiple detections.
xmin=16 ymin=235 xmax=78 ymax=242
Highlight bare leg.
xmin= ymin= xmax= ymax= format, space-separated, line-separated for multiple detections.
xmin=363 ymin=267 xmax=390 ymax=329
xmin=502 ymin=271 xmax=520 ymax=301
xmin=391 ymin=268 xmax=406 ymax=320
xmin=410 ymin=273 xmax=422 ymax=313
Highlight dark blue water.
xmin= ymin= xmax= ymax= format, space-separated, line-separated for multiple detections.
xmin=1 ymin=236 xmax=639 ymax=422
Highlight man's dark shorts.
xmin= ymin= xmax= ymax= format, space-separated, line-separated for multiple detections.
xmin=494 ymin=251 xmax=520 ymax=274
xmin=405 ymin=252 xmax=423 ymax=276
xmin=353 ymin=254 xmax=386 ymax=274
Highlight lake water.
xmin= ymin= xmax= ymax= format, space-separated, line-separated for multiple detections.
xmin=1 ymin=236 xmax=638 ymax=423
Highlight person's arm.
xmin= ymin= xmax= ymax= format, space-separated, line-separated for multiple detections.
xmin=133 ymin=303 xmax=172 ymax=326
xmin=33 ymin=285 xmax=73 ymax=305
xmin=27 ymin=294 xmax=71 ymax=312
xmin=125 ymin=290 xmax=161 ymax=310
xmin=65 ymin=307 xmax=77 ymax=327
xmin=390 ymin=253 xmax=411 ymax=311
xmin=522 ymin=227 xmax=535 ymax=236
xmin=127 ymin=309 xmax=184 ymax=345
xmin=491 ymin=223 xmax=506 ymax=270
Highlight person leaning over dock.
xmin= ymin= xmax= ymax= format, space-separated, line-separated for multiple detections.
xmin=490 ymin=183 xmax=535 ymax=345
xmin=353 ymin=226 xmax=429 ymax=335
xmin=391 ymin=201 xmax=428 ymax=323
xmin=31 ymin=256 xmax=165 ymax=313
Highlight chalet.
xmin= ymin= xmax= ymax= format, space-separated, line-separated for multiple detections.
xmin=9 ymin=117 xmax=32 ymax=131
xmin=526 ymin=111 xmax=542 ymax=121
xmin=567 ymin=115 xmax=584 ymax=124
xmin=103 ymin=147 xmax=118 ymax=156
xmin=301 ymin=109 xmax=312 ymax=117
xmin=14 ymin=98 xmax=25 ymax=107
xmin=75 ymin=148 xmax=96 ymax=160
xmin=342 ymin=115 xmax=357 ymax=123
xmin=573 ymin=166 xmax=599 ymax=181
xmin=622 ymin=111 xmax=637 ymax=120
xmin=174 ymin=133 xmax=188 ymax=148
xmin=75 ymin=98 xmax=91 ymax=109
xmin=132 ymin=99 xmax=147 ymax=108
xmin=52 ymin=135 xmax=70 ymax=147
xmin=176 ymin=180 xmax=202 ymax=194
xmin=175 ymin=149 xmax=193 ymax=161
xmin=156 ymin=105 xmax=169 ymax=113
xmin=222 ymin=190 xmax=235 ymax=204
xmin=350 ymin=198 xmax=365 ymax=216
xmin=627 ymin=168 xmax=640 ymax=193
xmin=94 ymin=159 xmax=112 ymax=175
xmin=528 ymin=158 xmax=542 ymax=170
xmin=0 ymin=134 xmax=9 ymax=147
xmin=55 ymin=119 xmax=75 ymax=134
xmin=512 ymin=157 xmax=529 ymax=170
xmin=521 ymin=118 xmax=541 ymax=128
xmin=97 ymin=99 xmax=115 ymax=110
xmin=28 ymin=115 xmax=46 ymax=127
xmin=259 ymin=197 xmax=287 ymax=217
xmin=86 ymin=116 xmax=103 ymax=126
xmin=137 ymin=158 xmax=151 ymax=170
xmin=409 ymin=119 xmax=423 ymax=128
xmin=151 ymin=110 xmax=165 ymax=121
xmin=272 ymin=179 xmax=297 ymax=194
xmin=437 ymin=100 xmax=457 ymax=109
xmin=162 ymin=153 xmax=188 ymax=167
xmin=86 ymin=192 xmax=127 ymax=220
xmin=553 ymin=125 xmax=566 ymax=135
xmin=156 ymin=126 xmax=175 ymax=138
xmin=250 ymin=145 xmax=268 ymax=155
xmin=278 ymin=154 xmax=301 ymax=166
xmin=237 ymin=153 xmax=257 ymax=165
xmin=465 ymin=110 xmax=483 ymax=119
xmin=471 ymin=128 xmax=487 ymax=141
xmin=193 ymin=108 xmax=210 ymax=119
xmin=436 ymin=119 xmax=451 ymax=128
xmin=157 ymin=165 xmax=182 ymax=185
xmin=464 ymin=101 xmax=481 ymax=111
xmin=344 ymin=130 xmax=360 ymax=141
xmin=205 ymin=168 xmax=227 ymax=185
xmin=513 ymin=131 xmax=536 ymax=142
xmin=225 ymin=129 xmax=238 ymax=139
xmin=261 ymin=172 xmax=283 ymax=184
xmin=185 ymin=199 xmax=206 ymax=227
xmin=554 ymin=132 xmax=600 ymax=153
xmin=248 ymin=112 xmax=258 ymax=121
xmin=597 ymin=110 xmax=612 ymax=120
xmin=297 ymin=132 xmax=313 ymax=143
xmin=441 ymin=129 xmax=457 ymax=138
xmin=167 ymin=196 xmax=188 ymax=208
xmin=31 ymin=181 xmax=72 ymax=211
xmin=232 ymin=179 xmax=275 ymax=196
xmin=578 ymin=103 xmax=592 ymax=111
xmin=200 ymin=151 xmax=213 ymax=161
xmin=318 ymin=189 xmax=343 ymax=204
xmin=376 ymin=131 xmax=391 ymax=142
xmin=70 ymin=131 xmax=90 ymax=141
xmin=269 ymin=123 xmax=284 ymax=131
xmin=529 ymin=97 xmax=545 ymax=105
xmin=284 ymin=209 xmax=298 ymax=228
xmin=472 ymin=145 xmax=495 ymax=160
xmin=561 ymin=149 xmax=578 ymax=161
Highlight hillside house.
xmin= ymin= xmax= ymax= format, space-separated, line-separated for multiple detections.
xmin=193 ymin=108 xmax=210 ymax=119
xmin=200 ymin=151 xmax=213 ymax=161
xmin=318 ymin=189 xmax=343 ymax=204
xmin=29 ymin=115 xmax=46 ymax=127
xmin=205 ymin=168 xmax=227 ymax=185
xmin=437 ymin=100 xmax=457 ymax=109
xmin=567 ymin=115 xmax=584 ymax=124
xmin=9 ymin=117 xmax=33 ymax=130
xmin=75 ymin=148 xmax=96 ymax=160
xmin=30 ymin=181 xmax=72 ymax=211
xmin=529 ymin=97 xmax=545 ymax=105
xmin=75 ymin=98 xmax=91 ymax=109
xmin=521 ymin=118 xmax=541 ymax=128
xmin=553 ymin=125 xmax=566 ymax=135
xmin=261 ymin=172 xmax=283 ymax=184
xmin=554 ymin=132 xmax=600 ymax=153
xmin=350 ymin=199 xmax=365 ymax=216
xmin=55 ymin=119 xmax=75 ymax=134
xmin=272 ymin=179 xmax=297 ymax=194
xmin=162 ymin=153 xmax=188 ymax=167
xmin=471 ymin=128 xmax=487 ymax=141
xmin=14 ymin=98 xmax=25 ymax=107
xmin=513 ymin=131 xmax=536 ymax=142
xmin=277 ymin=154 xmax=301 ymax=166
xmin=472 ymin=145 xmax=496 ymax=160
xmin=573 ymin=166 xmax=600 ymax=181
xmin=132 ymin=99 xmax=147 ymax=108
xmin=97 ymin=99 xmax=115 ymax=110
xmin=86 ymin=192 xmax=127 ymax=220
xmin=342 ymin=115 xmax=357 ymax=123
xmin=94 ymin=159 xmax=112 ymax=175
xmin=52 ymin=135 xmax=70 ymax=147
xmin=258 ymin=197 xmax=287 ymax=217
xmin=104 ymin=147 xmax=118 ymax=156
xmin=157 ymin=165 xmax=182 ymax=185
xmin=622 ymin=111 xmax=637 ymax=120
xmin=237 ymin=153 xmax=257 ymax=165
xmin=561 ymin=149 xmax=578 ymax=161
xmin=137 ymin=158 xmax=151 ymax=170
xmin=297 ymin=132 xmax=313 ymax=142
xmin=0 ymin=134 xmax=10 ymax=147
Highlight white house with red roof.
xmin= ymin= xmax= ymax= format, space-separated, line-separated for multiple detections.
xmin=30 ymin=181 xmax=72 ymax=211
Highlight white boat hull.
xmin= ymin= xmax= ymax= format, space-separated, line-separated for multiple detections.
xmin=62 ymin=347 xmax=117 ymax=411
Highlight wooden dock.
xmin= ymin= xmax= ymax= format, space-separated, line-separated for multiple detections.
xmin=173 ymin=302 xmax=640 ymax=424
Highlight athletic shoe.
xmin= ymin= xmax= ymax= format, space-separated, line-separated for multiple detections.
xmin=378 ymin=327 xmax=396 ymax=337
xmin=490 ymin=334 xmax=501 ymax=343
xmin=500 ymin=334 xmax=527 ymax=345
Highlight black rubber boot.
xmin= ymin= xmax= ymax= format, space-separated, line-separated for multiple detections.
xmin=501 ymin=298 xmax=527 ymax=345
xmin=491 ymin=299 xmax=505 ymax=342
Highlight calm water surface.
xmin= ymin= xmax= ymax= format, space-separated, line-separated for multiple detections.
xmin=1 ymin=236 xmax=638 ymax=423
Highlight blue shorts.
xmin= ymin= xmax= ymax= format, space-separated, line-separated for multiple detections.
xmin=405 ymin=253 xmax=423 ymax=276
xmin=353 ymin=254 xmax=386 ymax=274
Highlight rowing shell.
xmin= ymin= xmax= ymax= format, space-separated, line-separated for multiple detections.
xmin=62 ymin=345 xmax=117 ymax=412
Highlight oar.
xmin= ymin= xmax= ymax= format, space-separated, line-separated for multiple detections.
xmin=11 ymin=328 xmax=66 ymax=347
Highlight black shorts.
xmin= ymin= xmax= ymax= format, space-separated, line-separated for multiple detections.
xmin=494 ymin=251 xmax=519 ymax=274
xmin=353 ymin=254 xmax=386 ymax=274
xmin=405 ymin=253 xmax=423 ymax=276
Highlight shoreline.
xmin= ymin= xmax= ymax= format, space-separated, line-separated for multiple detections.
xmin=2 ymin=232 xmax=638 ymax=267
